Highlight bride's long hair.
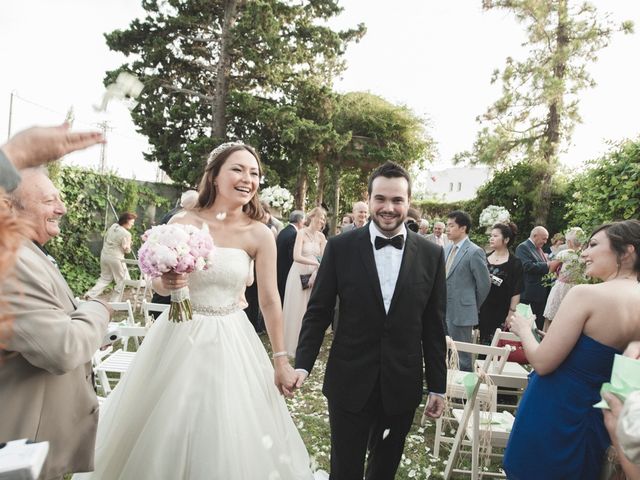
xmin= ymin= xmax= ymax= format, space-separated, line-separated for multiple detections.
xmin=197 ymin=143 xmax=265 ymax=221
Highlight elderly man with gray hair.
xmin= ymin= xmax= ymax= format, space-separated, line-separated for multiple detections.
xmin=515 ymin=226 xmax=561 ymax=330
xmin=0 ymin=166 xmax=111 ymax=479
xmin=276 ymin=209 xmax=306 ymax=303
xmin=341 ymin=201 xmax=368 ymax=232
xmin=425 ymin=221 xmax=451 ymax=247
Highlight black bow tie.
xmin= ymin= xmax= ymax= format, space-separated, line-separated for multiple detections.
xmin=375 ymin=235 xmax=404 ymax=250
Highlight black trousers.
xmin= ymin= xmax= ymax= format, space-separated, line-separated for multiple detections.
xmin=328 ymin=383 xmax=415 ymax=480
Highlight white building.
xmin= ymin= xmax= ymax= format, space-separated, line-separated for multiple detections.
xmin=413 ymin=165 xmax=492 ymax=202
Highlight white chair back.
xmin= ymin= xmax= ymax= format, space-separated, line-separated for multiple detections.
xmin=141 ymin=300 xmax=169 ymax=326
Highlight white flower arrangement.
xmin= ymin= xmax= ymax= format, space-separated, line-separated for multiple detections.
xmin=479 ymin=205 xmax=510 ymax=227
xmin=260 ymin=185 xmax=294 ymax=212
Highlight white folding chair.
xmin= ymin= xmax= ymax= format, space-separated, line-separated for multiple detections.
xmin=484 ymin=328 xmax=530 ymax=410
xmin=93 ymin=325 xmax=147 ymax=395
xmin=107 ymin=300 xmax=140 ymax=351
xmin=443 ymin=364 xmax=516 ymax=479
xmin=141 ymin=299 xmax=169 ymax=326
xmin=115 ymin=259 xmax=147 ymax=310
xmin=432 ymin=338 xmax=511 ymax=458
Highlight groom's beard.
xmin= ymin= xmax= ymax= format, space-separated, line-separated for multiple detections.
xmin=371 ymin=212 xmax=405 ymax=236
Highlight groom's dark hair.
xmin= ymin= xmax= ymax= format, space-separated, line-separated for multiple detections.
xmin=367 ymin=162 xmax=412 ymax=197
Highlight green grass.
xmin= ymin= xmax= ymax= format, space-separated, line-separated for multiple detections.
xmin=261 ymin=332 xmax=477 ymax=480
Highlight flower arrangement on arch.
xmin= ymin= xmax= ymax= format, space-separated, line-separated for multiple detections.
xmin=260 ymin=185 xmax=294 ymax=212
xmin=479 ymin=205 xmax=511 ymax=228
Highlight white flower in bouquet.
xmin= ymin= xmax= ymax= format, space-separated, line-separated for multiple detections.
xmin=479 ymin=205 xmax=511 ymax=228
xmin=138 ymin=224 xmax=215 ymax=322
xmin=260 ymin=186 xmax=294 ymax=212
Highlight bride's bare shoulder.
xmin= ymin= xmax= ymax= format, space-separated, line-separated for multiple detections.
xmin=167 ymin=210 xmax=209 ymax=228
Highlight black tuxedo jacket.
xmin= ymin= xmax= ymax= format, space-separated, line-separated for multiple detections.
xmin=276 ymin=224 xmax=297 ymax=301
xmin=295 ymin=224 xmax=447 ymax=415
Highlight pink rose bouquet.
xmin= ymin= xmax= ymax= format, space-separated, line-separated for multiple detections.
xmin=138 ymin=224 xmax=215 ymax=322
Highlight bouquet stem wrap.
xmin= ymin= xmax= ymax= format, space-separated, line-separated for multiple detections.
xmin=169 ymin=287 xmax=193 ymax=323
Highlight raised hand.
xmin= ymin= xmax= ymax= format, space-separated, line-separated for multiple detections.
xmin=1 ymin=123 xmax=105 ymax=170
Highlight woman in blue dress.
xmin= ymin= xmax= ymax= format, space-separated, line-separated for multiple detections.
xmin=503 ymin=220 xmax=640 ymax=480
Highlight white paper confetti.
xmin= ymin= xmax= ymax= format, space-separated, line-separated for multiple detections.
xmin=215 ymin=212 xmax=227 ymax=221
xmin=262 ymin=435 xmax=273 ymax=450
xmin=94 ymin=72 xmax=144 ymax=112
xmin=382 ymin=428 xmax=390 ymax=440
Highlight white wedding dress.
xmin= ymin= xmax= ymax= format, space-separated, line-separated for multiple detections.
xmin=75 ymin=248 xmax=320 ymax=480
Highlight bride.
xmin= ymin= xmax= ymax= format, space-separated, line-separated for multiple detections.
xmin=75 ymin=143 xmax=321 ymax=479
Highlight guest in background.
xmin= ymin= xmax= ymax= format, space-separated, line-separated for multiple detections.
xmin=261 ymin=199 xmax=283 ymax=234
xmin=341 ymin=201 xmax=367 ymax=232
xmin=282 ymin=206 xmax=327 ymax=356
xmin=260 ymin=200 xmax=279 ymax=238
xmin=543 ymin=227 xmax=584 ymax=331
xmin=478 ymin=222 xmax=523 ymax=344
xmin=1 ymin=167 xmax=111 ymax=479
xmin=515 ymin=226 xmax=561 ymax=330
xmin=444 ymin=210 xmax=491 ymax=370
xmin=418 ymin=219 xmax=430 ymax=236
xmin=549 ymin=232 xmax=567 ymax=259
xmin=340 ymin=213 xmax=354 ymax=233
xmin=276 ymin=210 xmax=306 ymax=303
xmin=426 ymin=221 xmax=451 ymax=247
xmin=504 ymin=220 xmax=640 ymax=480
xmin=84 ymin=212 xmax=137 ymax=301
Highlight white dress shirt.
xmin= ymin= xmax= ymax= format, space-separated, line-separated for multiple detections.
xmin=369 ymin=222 xmax=407 ymax=314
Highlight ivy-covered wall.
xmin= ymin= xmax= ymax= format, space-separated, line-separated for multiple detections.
xmin=48 ymin=166 xmax=180 ymax=295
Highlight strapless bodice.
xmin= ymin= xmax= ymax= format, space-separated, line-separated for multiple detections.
xmin=187 ymin=247 xmax=252 ymax=308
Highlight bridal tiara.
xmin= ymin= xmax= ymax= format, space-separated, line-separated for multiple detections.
xmin=207 ymin=141 xmax=246 ymax=165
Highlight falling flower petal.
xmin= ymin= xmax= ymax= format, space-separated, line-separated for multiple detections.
xmin=216 ymin=212 xmax=227 ymax=221
xmin=382 ymin=428 xmax=390 ymax=440
xmin=262 ymin=435 xmax=273 ymax=450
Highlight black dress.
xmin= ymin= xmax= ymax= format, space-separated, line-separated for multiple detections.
xmin=478 ymin=252 xmax=523 ymax=343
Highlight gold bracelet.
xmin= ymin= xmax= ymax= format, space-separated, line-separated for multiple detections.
xmin=272 ymin=351 xmax=288 ymax=359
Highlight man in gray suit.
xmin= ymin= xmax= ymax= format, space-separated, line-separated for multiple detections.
xmin=0 ymin=166 xmax=111 ymax=479
xmin=444 ymin=210 xmax=491 ymax=371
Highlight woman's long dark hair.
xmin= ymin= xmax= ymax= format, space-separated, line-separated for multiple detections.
xmin=197 ymin=143 xmax=265 ymax=221
xmin=589 ymin=220 xmax=640 ymax=277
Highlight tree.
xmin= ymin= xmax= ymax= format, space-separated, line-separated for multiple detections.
xmin=326 ymin=92 xmax=435 ymax=231
xmin=458 ymin=0 xmax=632 ymax=224
xmin=105 ymin=0 xmax=365 ymax=185
xmin=465 ymin=161 xmax=570 ymax=242
xmin=564 ymin=138 xmax=640 ymax=230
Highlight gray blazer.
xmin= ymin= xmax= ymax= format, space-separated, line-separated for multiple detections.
xmin=444 ymin=238 xmax=491 ymax=327
xmin=0 ymin=240 xmax=110 ymax=479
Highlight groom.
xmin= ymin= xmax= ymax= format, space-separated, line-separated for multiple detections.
xmin=294 ymin=162 xmax=447 ymax=480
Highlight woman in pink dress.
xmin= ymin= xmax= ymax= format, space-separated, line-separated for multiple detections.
xmin=282 ymin=206 xmax=327 ymax=356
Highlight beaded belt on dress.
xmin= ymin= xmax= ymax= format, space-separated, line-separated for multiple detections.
xmin=191 ymin=302 xmax=245 ymax=316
